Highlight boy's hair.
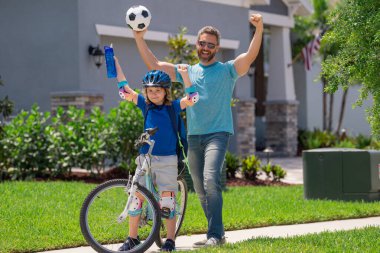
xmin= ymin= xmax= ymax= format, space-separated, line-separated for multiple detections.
xmin=197 ymin=26 xmax=221 ymax=45
xmin=143 ymin=87 xmax=172 ymax=105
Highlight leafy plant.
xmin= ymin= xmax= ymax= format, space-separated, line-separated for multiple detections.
xmin=1 ymin=105 xmax=50 ymax=180
xmin=261 ymin=162 xmax=272 ymax=180
xmin=322 ymin=0 xmax=380 ymax=139
xmin=0 ymin=76 xmax=14 ymax=124
xmin=225 ymin=151 xmax=240 ymax=179
xmin=241 ymin=154 xmax=261 ymax=180
xmin=271 ymin=164 xmax=287 ymax=182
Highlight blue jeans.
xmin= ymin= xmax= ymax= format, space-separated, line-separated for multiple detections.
xmin=187 ymin=132 xmax=230 ymax=240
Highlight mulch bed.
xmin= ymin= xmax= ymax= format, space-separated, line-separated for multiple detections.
xmin=226 ymin=177 xmax=291 ymax=187
xmin=25 ymin=168 xmax=292 ymax=187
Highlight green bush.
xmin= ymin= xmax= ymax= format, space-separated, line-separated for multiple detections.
xmin=261 ymin=162 xmax=272 ymax=180
xmin=225 ymin=151 xmax=240 ymax=179
xmin=241 ymin=154 xmax=261 ymax=180
xmin=271 ymin=164 xmax=287 ymax=181
xmin=1 ymin=105 xmax=50 ymax=180
xmin=0 ymin=102 xmax=143 ymax=181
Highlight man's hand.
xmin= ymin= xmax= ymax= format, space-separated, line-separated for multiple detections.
xmin=250 ymin=14 xmax=263 ymax=31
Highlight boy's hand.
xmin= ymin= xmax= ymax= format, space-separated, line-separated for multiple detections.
xmin=177 ymin=64 xmax=189 ymax=75
xmin=121 ymin=85 xmax=136 ymax=101
xmin=133 ymin=29 xmax=147 ymax=39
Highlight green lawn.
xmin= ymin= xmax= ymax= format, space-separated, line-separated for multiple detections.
xmin=185 ymin=226 xmax=380 ymax=253
xmin=1 ymin=181 xmax=379 ymax=252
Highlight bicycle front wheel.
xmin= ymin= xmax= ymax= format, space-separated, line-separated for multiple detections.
xmin=80 ymin=179 xmax=161 ymax=253
xmin=155 ymin=177 xmax=188 ymax=247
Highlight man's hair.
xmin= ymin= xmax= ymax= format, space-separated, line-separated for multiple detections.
xmin=143 ymin=87 xmax=172 ymax=105
xmin=197 ymin=26 xmax=221 ymax=45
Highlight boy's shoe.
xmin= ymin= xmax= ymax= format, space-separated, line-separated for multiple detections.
xmin=118 ymin=236 xmax=141 ymax=251
xmin=193 ymin=236 xmax=226 ymax=248
xmin=161 ymin=238 xmax=176 ymax=252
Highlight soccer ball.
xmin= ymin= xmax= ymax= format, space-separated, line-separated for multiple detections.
xmin=126 ymin=5 xmax=151 ymax=31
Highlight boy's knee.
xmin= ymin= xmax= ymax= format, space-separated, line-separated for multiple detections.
xmin=160 ymin=193 xmax=176 ymax=219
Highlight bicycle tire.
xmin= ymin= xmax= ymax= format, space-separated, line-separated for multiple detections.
xmin=155 ymin=177 xmax=188 ymax=247
xmin=80 ymin=179 xmax=161 ymax=253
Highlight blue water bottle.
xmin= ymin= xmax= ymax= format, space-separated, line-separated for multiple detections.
xmin=104 ymin=44 xmax=117 ymax=78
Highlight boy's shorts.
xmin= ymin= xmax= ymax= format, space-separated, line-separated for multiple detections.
xmin=135 ymin=154 xmax=178 ymax=193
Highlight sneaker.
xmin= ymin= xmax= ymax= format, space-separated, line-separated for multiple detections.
xmin=204 ymin=237 xmax=226 ymax=247
xmin=161 ymin=239 xmax=176 ymax=252
xmin=193 ymin=236 xmax=226 ymax=248
xmin=118 ymin=236 xmax=140 ymax=251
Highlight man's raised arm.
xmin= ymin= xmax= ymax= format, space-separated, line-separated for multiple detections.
xmin=234 ymin=14 xmax=263 ymax=76
xmin=133 ymin=30 xmax=177 ymax=81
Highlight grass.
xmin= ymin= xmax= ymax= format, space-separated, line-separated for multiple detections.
xmin=1 ymin=182 xmax=380 ymax=252
xmin=185 ymin=226 xmax=380 ymax=253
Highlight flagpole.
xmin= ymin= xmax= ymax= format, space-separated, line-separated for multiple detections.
xmin=287 ymin=51 xmax=302 ymax=67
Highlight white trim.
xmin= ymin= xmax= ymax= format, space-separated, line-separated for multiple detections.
xmin=95 ymin=24 xmax=240 ymax=50
xmin=250 ymin=10 xmax=294 ymax=28
xmin=198 ymin=0 xmax=270 ymax=8
xmin=282 ymin=0 xmax=313 ymax=16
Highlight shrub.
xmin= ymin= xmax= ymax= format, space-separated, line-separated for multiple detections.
xmin=271 ymin=164 xmax=287 ymax=182
xmin=225 ymin=151 xmax=240 ymax=179
xmin=241 ymin=154 xmax=261 ymax=180
xmin=0 ymin=101 xmax=143 ymax=181
xmin=261 ymin=162 xmax=272 ymax=180
xmin=1 ymin=105 xmax=50 ymax=180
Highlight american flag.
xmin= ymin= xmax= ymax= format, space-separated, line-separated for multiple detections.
xmin=301 ymin=35 xmax=321 ymax=71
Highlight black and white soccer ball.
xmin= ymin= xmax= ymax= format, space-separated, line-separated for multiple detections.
xmin=126 ymin=5 xmax=151 ymax=31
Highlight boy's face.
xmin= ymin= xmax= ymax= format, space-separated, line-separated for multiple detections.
xmin=146 ymin=87 xmax=166 ymax=105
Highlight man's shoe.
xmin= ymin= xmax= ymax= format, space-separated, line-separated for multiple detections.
xmin=204 ymin=237 xmax=226 ymax=247
xmin=118 ymin=236 xmax=140 ymax=251
xmin=193 ymin=238 xmax=208 ymax=248
xmin=193 ymin=236 xmax=226 ymax=248
xmin=161 ymin=238 xmax=176 ymax=252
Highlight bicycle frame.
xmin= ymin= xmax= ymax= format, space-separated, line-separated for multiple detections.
xmin=117 ymin=131 xmax=156 ymax=223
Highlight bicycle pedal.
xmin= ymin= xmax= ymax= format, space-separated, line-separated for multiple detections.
xmin=161 ymin=207 xmax=170 ymax=219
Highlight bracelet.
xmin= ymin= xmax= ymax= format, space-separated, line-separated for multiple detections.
xmin=185 ymin=85 xmax=197 ymax=94
xmin=117 ymin=80 xmax=128 ymax=89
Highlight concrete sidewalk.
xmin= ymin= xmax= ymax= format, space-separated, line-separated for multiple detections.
xmin=40 ymin=216 xmax=380 ymax=253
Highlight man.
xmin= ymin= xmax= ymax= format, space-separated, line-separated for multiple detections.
xmin=133 ymin=13 xmax=263 ymax=247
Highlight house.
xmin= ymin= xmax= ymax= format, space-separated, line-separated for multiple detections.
xmin=0 ymin=0 xmax=371 ymax=157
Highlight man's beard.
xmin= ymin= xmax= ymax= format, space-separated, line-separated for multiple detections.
xmin=197 ymin=49 xmax=216 ymax=63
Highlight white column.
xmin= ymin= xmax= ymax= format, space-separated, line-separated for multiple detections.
xmin=267 ymin=26 xmax=295 ymax=101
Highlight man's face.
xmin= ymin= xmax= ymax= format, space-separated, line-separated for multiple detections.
xmin=196 ymin=33 xmax=219 ymax=63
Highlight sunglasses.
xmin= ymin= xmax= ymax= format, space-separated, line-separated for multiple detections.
xmin=198 ymin=41 xmax=216 ymax=49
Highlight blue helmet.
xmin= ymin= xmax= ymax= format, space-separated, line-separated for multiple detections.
xmin=142 ymin=70 xmax=172 ymax=88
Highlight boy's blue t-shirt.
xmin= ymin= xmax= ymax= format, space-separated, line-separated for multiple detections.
xmin=137 ymin=94 xmax=182 ymax=156
xmin=175 ymin=60 xmax=239 ymax=135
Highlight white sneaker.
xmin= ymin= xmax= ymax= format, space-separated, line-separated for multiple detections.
xmin=193 ymin=236 xmax=226 ymax=248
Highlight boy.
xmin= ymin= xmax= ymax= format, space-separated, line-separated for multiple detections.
xmin=114 ymin=57 xmax=195 ymax=252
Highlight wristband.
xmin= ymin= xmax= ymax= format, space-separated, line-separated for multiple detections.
xmin=185 ymin=85 xmax=197 ymax=94
xmin=118 ymin=80 xmax=128 ymax=89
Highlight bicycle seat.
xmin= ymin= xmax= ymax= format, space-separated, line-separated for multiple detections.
xmin=146 ymin=127 xmax=159 ymax=136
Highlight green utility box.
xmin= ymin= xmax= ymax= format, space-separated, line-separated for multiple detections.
xmin=303 ymin=148 xmax=380 ymax=201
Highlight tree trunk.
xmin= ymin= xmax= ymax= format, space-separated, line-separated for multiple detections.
xmin=322 ymin=79 xmax=327 ymax=131
xmin=336 ymin=89 xmax=348 ymax=135
xmin=328 ymin=93 xmax=334 ymax=131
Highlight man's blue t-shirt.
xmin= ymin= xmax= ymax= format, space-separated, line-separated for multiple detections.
xmin=175 ymin=61 xmax=239 ymax=135
xmin=136 ymin=94 xmax=182 ymax=156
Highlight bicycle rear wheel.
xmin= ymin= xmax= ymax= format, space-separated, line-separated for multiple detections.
xmin=155 ymin=177 xmax=188 ymax=247
xmin=80 ymin=179 xmax=161 ymax=253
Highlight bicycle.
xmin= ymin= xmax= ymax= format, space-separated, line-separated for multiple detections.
xmin=80 ymin=127 xmax=188 ymax=253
